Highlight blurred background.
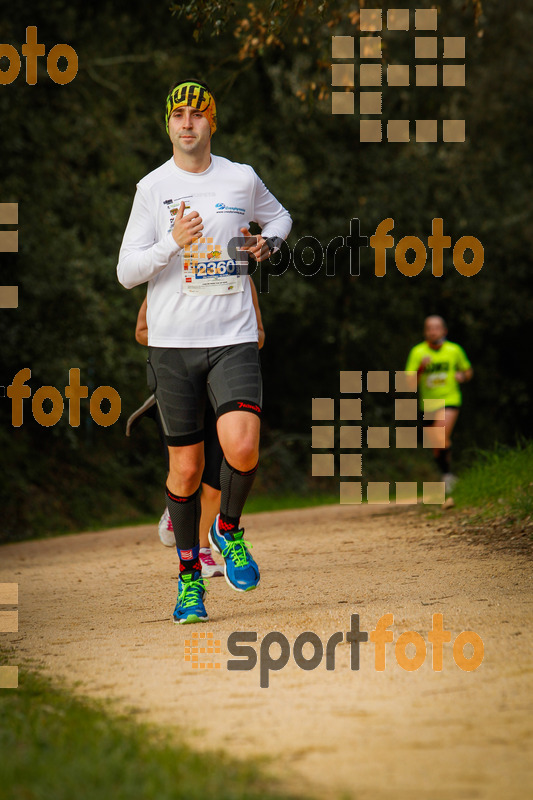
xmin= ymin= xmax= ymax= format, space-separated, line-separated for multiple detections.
xmin=1 ymin=0 xmax=531 ymax=540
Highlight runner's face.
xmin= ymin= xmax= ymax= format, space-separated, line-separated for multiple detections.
xmin=424 ymin=318 xmax=447 ymax=344
xmin=168 ymin=106 xmax=211 ymax=156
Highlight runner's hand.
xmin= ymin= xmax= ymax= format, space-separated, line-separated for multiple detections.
xmin=172 ymin=201 xmax=204 ymax=248
xmin=239 ymin=227 xmax=271 ymax=262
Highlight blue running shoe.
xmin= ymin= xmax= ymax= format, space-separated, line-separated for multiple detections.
xmin=209 ymin=515 xmax=260 ymax=592
xmin=173 ymin=569 xmax=208 ymax=624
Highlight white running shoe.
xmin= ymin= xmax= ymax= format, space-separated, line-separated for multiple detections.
xmin=443 ymin=473 xmax=458 ymax=494
xmin=199 ymin=547 xmax=224 ymax=578
xmin=158 ymin=508 xmax=175 ymax=547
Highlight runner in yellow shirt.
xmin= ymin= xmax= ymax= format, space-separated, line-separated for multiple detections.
xmin=406 ymin=316 xmax=473 ymax=492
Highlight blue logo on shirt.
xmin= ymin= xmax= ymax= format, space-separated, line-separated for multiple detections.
xmin=215 ymin=202 xmax=245 ymax=214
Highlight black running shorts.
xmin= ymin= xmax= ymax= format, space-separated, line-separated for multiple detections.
xmin=419 ymin=405 xmax=460 ymax=427
xmin=147 ymin=343 xmax=262 ymax=447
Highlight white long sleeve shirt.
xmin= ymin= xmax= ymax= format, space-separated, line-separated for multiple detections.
xmin=117 ymin=155 xmax=292 ymax=347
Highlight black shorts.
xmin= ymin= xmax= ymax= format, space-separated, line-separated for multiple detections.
xmin=157 ymin=403 xmax=222 ymax=490
xmin=419 ymin=405 xmax=461 ymax=427
xmin=147 ymin=342 xmax=262 ymax=447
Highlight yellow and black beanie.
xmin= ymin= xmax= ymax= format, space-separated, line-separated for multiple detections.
xmin=165 ymin=81 xmax=217 ymax=135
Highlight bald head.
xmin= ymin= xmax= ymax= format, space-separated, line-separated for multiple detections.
xmin=424 ymin=316 xmax=447 ymax=346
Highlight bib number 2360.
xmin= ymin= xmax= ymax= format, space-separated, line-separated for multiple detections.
xmin=196 ymin=259 xmax=238 ymax=277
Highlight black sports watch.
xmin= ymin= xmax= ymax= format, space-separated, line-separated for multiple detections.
xmin=264 ymin=236 xmax=283 ymax=257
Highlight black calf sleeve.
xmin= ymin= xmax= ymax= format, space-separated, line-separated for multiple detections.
xmin=165 ymin=486 xmax=201 ymax=550
xmin=435 ymin=448 xmax=451 ymax=474
xmin=219 ymin=458 xmax=258 ymax=528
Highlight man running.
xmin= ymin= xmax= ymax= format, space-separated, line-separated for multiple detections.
xmin=127 ymin=296 xmax=225 ymax=577
xmin=117 ymin=80 xmax=291 ymax=623
xmin=406 ymin=315 xmax=473 ymax=492
xmin=129 ymin=287 xmax=265 ymax=577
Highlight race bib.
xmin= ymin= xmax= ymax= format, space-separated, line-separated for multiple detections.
xmin=426 ymin=372 xmax=447 ymax=388
xmin=182 ymin=242 xmax=244 ymax=296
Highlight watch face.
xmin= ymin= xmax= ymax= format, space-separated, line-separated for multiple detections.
xmin=265 ymin=237 xmax=276 ymax=255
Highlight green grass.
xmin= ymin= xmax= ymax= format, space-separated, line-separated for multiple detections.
xmin=1 ymin=494 xmax=340 ymax=545
xmin=451 ymin=440 xmax=533 ymax=521
xmin=244 ymin=492 xmax=338 ymax=514
xmin=0 ymin=657 xmax=306 ymax=800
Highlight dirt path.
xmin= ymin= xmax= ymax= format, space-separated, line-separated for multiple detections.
xmin=1 ymin=504 xmax=531 ymax=799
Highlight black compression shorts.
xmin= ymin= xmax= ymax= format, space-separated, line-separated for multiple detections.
xmin=147 ymin=342 xmax=262 ymax=447
xmin=419 ymin=405 xmax=461 ymax=427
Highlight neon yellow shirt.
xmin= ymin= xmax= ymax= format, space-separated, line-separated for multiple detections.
xmin=405 ymin=340 xmax=471 ymax=409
